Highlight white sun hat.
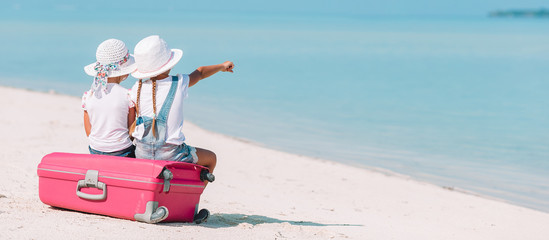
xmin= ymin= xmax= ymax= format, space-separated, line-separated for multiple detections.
xmin=84 ymin=39 xmax=137 ymax=78
xmin=131 ymin=35 xmax=183 ymax=79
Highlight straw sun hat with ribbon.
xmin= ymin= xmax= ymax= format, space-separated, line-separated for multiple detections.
xmin=84 ymin=39 xmax=137 ymax=97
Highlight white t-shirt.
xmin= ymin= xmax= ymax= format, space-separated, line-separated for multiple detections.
xmin=129 ymin=74 xmax=189 ymax=145
xmin=81 ymin=84 xmax=135 ymax=152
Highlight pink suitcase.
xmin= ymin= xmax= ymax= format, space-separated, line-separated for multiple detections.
xmin=37 ymin=152 xmax=209 ymax=223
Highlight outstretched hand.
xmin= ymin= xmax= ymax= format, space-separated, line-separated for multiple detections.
xmin=189 ymin=61 xmax=236 ymax=87
xmin=222 ymin=61 xmax=235 ymax=73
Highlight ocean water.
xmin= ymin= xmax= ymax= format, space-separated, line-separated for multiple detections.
xmin=1 ymin=8 xmax=548 ymax=212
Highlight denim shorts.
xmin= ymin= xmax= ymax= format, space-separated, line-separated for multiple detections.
xmin=135 ymin=143 xmax=198 ymax=163
xmin=89 ymin=145 xmax=136 ymax=158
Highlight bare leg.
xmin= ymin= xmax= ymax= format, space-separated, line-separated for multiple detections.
xmin=195 ymin=147 xmax=217 ymax=186
xmin=195 ymin=147 xmax=216 ymax=172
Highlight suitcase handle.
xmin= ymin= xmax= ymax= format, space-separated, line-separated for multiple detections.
xmin=76 ymin=180 xmax=107 ymax=200
xmin=76 ymin=170 xmax=107 ymax=201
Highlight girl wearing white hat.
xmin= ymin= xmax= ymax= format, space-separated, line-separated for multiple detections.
xmin=82 ymin=39 xmax=138 ymax=157
xmin=130 ymin=35 xmax=234 ymax=180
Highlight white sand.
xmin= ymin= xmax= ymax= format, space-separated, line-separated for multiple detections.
xmin=0 ymin=85 xmax=548 ymax=239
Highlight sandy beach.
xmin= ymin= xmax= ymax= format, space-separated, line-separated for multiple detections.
xmin=0 ymin=85 xmax=548 ymax=239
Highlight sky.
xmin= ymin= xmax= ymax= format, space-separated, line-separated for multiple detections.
xmin=3 ymin=0 xmax=549 ymax=17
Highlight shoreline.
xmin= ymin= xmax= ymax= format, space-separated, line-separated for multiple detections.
xmin=186 ymin=108 xmax=549 ymax=214
xmin=1 ymin=85 xmax=549 ymax=239
xmin=188 ymin=119 xmax=521 ymax=211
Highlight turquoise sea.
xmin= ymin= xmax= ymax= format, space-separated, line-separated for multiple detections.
xmin=1 ymin=6 xmax=548 ymax=212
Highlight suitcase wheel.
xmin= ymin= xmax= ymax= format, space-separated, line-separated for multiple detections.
xmin=194 ymin=209 xmax=210 ymax=224
xmin=134 ymin=201 xmax=169 ymax=224
xmin=150 ymin=206 xmax=169 ymax=224
xmin=200 ymin=170 xmax=215 ymax=183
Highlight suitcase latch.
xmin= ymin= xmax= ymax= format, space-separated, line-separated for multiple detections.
xmin=161 ymin=168 xmax=173 ymax=192
xmin=84 ymin=170 xmax=99 ymax=187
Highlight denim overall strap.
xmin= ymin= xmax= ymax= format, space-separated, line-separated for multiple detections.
xmin=156 ymin=75 xmax=179 ymax=122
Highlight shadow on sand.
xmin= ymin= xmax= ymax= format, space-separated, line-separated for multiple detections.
xmin=163 ymin=213 xmax=363 ymax=228
xmin=48 ymin=207 xmax=362 ymax=228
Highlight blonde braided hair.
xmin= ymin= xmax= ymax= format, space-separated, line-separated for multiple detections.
xmin=136 ymin=79 xmax=142 ymax=115
xmin=151 ymin=80 xmax=157 ymax=137
xmin=134 ymin=79 xmax=157 ymax=137
xmin=129 ymin=79 xmax=143 ymax=136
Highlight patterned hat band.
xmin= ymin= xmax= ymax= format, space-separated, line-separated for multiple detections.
xmin=91 ymin=52 xmax=130 ymax=96
xmin=94 ymin=52 xmax=130 ymax=76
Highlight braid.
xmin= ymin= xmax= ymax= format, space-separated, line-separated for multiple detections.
xmin=128 ymin=79 xmax=142 ymax=136
xmin=151 ymin=80 xmax=157 ymax=137
xmin=136 ymin=80 xmax=142 ymax=116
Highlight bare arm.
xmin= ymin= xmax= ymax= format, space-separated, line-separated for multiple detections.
xmin=83 ymin=111 xmax=91 ymax=137
xmin=189 ymin=61 xmax=234 ymax=87
xmin=127 ymin=107 xmax=136 ymax=140
xmin=127 ymin=107 xmax=136 ymax=128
